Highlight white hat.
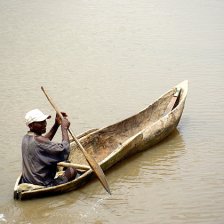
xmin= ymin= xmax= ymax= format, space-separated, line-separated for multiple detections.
xmin=25 ymin=109 xmax=51 ymax=126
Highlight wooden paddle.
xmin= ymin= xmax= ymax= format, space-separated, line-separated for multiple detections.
xmin=57 ymin=162 xmax=90 ymax=171
xmin=41 ymin=87 xmax=111 ymax=195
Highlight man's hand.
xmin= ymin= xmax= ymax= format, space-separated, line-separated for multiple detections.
xmin=55 ymin=112 xmax=68 ymax=125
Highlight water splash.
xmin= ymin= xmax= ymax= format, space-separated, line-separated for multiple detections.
xmin=80 ymin=194 xmax=111 ymax=219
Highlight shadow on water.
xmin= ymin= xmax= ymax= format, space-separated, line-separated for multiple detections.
xmin=105 ymin=128 xmax=186 ymax=183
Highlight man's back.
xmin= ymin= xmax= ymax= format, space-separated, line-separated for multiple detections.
xmin=22 ymin=132 xmax=70 ymax=186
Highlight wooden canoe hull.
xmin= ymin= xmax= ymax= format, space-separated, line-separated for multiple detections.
xmin=14 ymin=80 xmax=188 ymax=200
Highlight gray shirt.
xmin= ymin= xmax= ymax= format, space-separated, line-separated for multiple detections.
xmin=22 ymin=132 xmax=70 ymax=186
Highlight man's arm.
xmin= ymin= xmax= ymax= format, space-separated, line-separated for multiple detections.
xmin=61 ymin=118 xmax=70 ymax=142
xmin=44 ymin=122 xmax=60 ymax=141
xmin=44 ymin=112 xmax=68 ymax=141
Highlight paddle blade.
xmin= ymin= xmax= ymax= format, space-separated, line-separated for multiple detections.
xmin=68 ymin=129 xmax=111 ymax=194
xmin=79 ymin=146 xmax=111 ymax=194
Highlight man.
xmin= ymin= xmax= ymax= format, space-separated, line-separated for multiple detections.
xmin=21 ymin=108 xmax=77 ymax=187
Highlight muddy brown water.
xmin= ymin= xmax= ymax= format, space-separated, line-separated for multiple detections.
xmin=0 ymin=0 xmax=224 ymax=223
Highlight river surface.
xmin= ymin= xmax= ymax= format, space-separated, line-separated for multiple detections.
xmin=0 ymin=0 xmax=224 ymax=223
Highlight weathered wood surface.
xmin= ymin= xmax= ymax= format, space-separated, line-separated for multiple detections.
xmin=14 ymin=80 xmax=188 ymax=200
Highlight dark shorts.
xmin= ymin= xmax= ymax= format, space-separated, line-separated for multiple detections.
xmin=47 ymin=175 xmax=68 ymax=187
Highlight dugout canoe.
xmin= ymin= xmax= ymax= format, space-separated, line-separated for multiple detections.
xmin=14 ymin=80 xmax=188 ymax=200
